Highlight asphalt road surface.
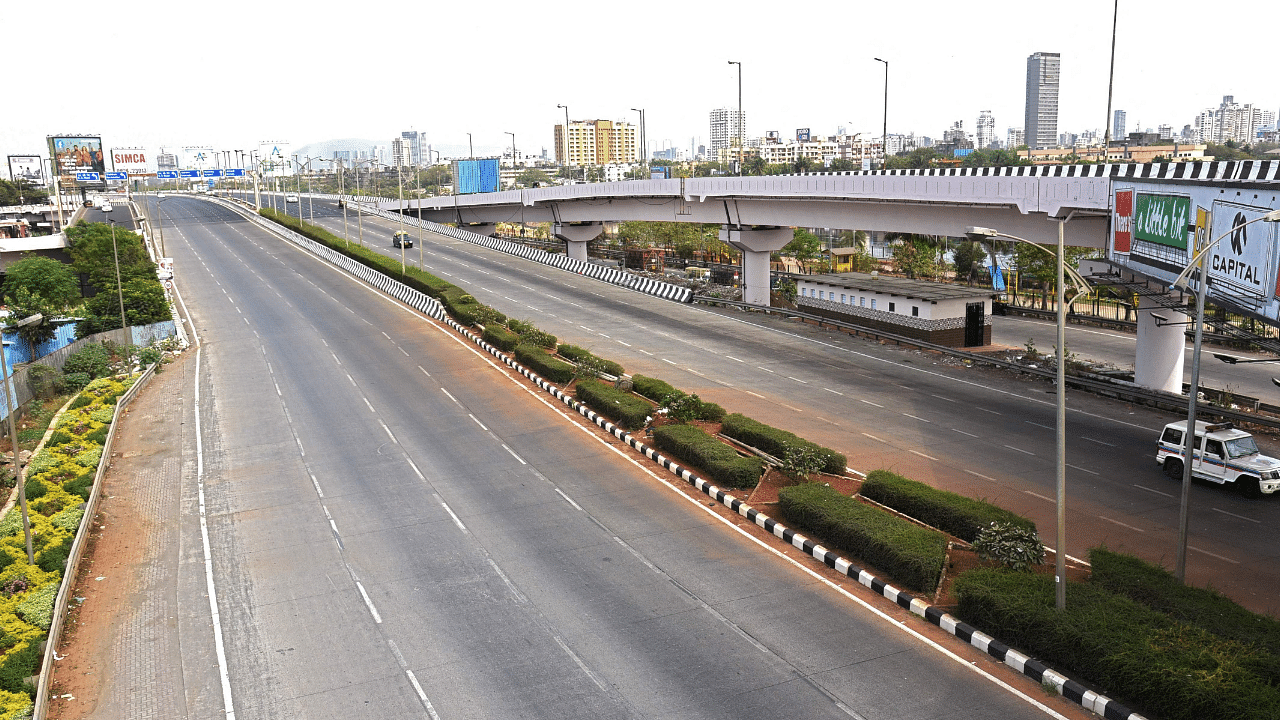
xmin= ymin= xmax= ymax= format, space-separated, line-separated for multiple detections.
xmin=234 ymin=191 xmax=1280 ymax=618
xmin=137 ymin=194 xmax=1094 ymax=719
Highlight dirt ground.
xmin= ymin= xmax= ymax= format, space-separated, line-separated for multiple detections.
xmin=45 ymin=352 xmax=189 ymax=718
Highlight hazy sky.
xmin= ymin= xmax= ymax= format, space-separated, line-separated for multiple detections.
xmin=5 ymin=0 xmax=1276 ymax=164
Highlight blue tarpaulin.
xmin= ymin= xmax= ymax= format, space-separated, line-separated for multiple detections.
xmin=990 ymin=257 xmax=1006 ymax=291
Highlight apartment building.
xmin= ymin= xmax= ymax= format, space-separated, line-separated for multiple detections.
xmin=554 ymin=120 xmax=639 ymax=165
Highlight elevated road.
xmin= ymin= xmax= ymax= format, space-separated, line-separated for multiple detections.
xmin=128 ymin=193 xmax=1091 ymax=719
xmin=270 ymin=193 xmax=1280 ymax=617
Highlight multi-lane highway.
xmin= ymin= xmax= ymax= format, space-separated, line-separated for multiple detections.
xmin=234 ymin=191 xmax=1280 ymax=618
xmin=130 ymin=193 xmax=1095 ymax=719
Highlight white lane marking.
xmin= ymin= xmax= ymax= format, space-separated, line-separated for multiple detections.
xmin=861 ymin=432 xmax=885 ymax=443
xmin=331 ymin=352 xmax=342 ymax=365
xmin=404 ymin=671 xmax=442 ymax=720
xmin=191 ymin=343 xmax=238 ymax=720
xmin=1023 ymin=490 xmax=1054 ymax=502
xmin=976 ymin=407 xmax=1001 ymax=415
xmin=910 ymin=450 xmax=938 ymax=461
xmin=786 ymin=376 xmax=809 ymax=384
xmin=824 ymin=388 xmax=845 ymax=396
xmin=638 ymin=349 xmax=653 ymax=355
xmin=726 ymin=356 xmax=744 ymax=363
xmin=662 ymin=358 xmax=677 ymax=365
xmin=554 ymin=636 xmax=608 ymax=693
xmin=1083 ymin=437 xmax=1116 ymax=447
xmin=379 ymin=420 xmax=396 ymax=442
xmin=399 ymin=347 xmax=410 ymax=357
xmin=1067 ymin=464 xmax=1099 ymax=476
xmin=486 ymin=558 xmax=527 ymax=603
xmin=364 ymin=398 xmax=376 ymax=413
xmin=951 ymin=428 xmax=980 ymax=438
xmin=1134 ymin=484 xmax=1176 ymax=499
xmin=347 ymin=374 xmax=357 ymax=386
xmin=501 ymin=444 xmax=526 ymax=464
xmin=859 ymin=399 xmax=884 ymax=408
xmin=419 ymin=366 xmax=431 ymax=377
xmin=746 ymin=391 xmax=766 ymax=399
xmin=1004 ymin=445 xmax=1035 ymax=456
xmin=555 ymin=488 xmax=584 ymax=512
xmin=966 ymin=469 xmax=1001 ymax=483
xmin=469 ymin=414 xmax=489 ymax=432
xmin=1026 ymin=421 xmax=1053 ymax=430
xmin=310 ymin=473 xmax=325 ymax=498
xmin=757 ymin=366 xmax=776 ymax=373
xmin=1100 ymin=515 xmax=1145 ymax=532
xmin=274 ymin=382 xmax=282 ymax=396
xmin=1189 ymin=546 xmax=1240 ymax=564
xmin=441 ymin=388 xmax=461 ymax=406
xmin=438 ymin=497 xmax=467 ymax=532
xmin=616 ymin=340 xmax=631 ymax=346
xmin=355 ymin=581 xmax=383 ymax=623
xmin=930 ymin=394 xmax=956 ymax=402
xmin=1212 ymin=508 xmax=1260 ymax=523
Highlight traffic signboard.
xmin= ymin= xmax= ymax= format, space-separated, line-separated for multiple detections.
xmin=202 ymin=169 xmax=224 ymax=178
xmin=76 ymin=172 xmax=100 ymax=182
xmin=225 ymin=168 xmax=245 ymax=177
xmin=179 ymin=170 xmax=198 ymax=178
xmin=157 ymin=170 xmax=178 ymax=179
xmin=106 ymin=171 xmax=127 ymax=180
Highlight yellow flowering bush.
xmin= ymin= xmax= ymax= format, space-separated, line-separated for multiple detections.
xmin=0 ymin=373 xmax=138 ymax=699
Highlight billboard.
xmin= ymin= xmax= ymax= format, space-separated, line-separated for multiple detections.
xmin=181 ymin=146 xmax=216 ymax=171
xmin=1111 ymin=179 xmax=1280 ymax=322
xmin=796 ymin=128 xmax=811 ymax=142
xmin=110 ymin=147 xmax=152 ymax=175
xmin=453 ymin=158 xmax=500 ymax=194
xmin=7 ymin=155 xmax=46 ymax=187
xmin=258 ymin=141 xmax=291 ymax=177
xmin=48 ymin=136 xmax=105 ymax=188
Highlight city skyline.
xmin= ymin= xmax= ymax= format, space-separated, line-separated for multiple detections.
xmin=3 ymin=0 xmax=1277 ymax=167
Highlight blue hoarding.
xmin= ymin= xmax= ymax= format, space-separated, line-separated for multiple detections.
xmin=454 ymin=158 xmax=500 ymax=194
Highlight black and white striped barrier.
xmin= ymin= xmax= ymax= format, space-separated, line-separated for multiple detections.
xmin=226 ymin=195 xmax=1146 ymax=720
xmin=347 ymin=202 xmax=694 ymax=304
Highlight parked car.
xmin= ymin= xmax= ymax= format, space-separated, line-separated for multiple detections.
xmin=393 ymin=230 xmax=413 ymax=248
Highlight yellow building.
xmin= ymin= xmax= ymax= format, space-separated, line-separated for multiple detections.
xmin=554 ymin=120 xmax=639 ymax=166
xmin=1018 ymin=143 xmax=1208 ymax=164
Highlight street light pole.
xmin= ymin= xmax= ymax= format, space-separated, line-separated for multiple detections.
xmin=557 ymin=104 xmax=572 ymax=182
xmin=874 ymin=58 xmax=889 ymax=169
xmin=1 ymin=313 xmax=43 ymax=564
xmin=467 ymin=133 xmax=473 ymax=160
xmin=109 ymin=220 xmax=128 ymax=331
xmin=727 ymin=61 xmax=742 ymax=174
xmin=505 ymin=131 xmax=517 ymax=189
xmin=631 ymin=108 xmax=645 ymax=167
xmin=967 ymin=225 xmax=1092 ymax=612
xmin=1168 ymin=208 xmax=1280 ymax=581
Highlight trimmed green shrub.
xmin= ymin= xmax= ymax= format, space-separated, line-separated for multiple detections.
xmin=62 ymin=344 xmax=110 ymax=380
xmin=22 ymin=479 xmax=45 ymax=501
xmin=471 ymin=305 xmax=507 ymax=327
xmin=1090 ymin=547 xmax=1280 ymax=667
xmin=15 ymin=583 xmax=57 ymax=631
xmin=36 ymin=534 xmax=72 ymax=573
xmin=574 ymin=379 xmax=652 ymax=430
xmin=61 ymin=372 xmax=91 ymax=392
xmin=65 ymin=474 xmax=94 ymax=501
xmin=652 ymin=424 xmax=762 ymax=489
xmin=860 ymin=469 xmax=1036 ymax=542
xmin=482 ymin=324 xmax=520 ymax=352
xmin=557 ymin=345 xmax=624 ymax=377
xmin=69 ymin=395 xmax=93 ymax=410
xmin=47 ymin=431 xmax=72 ymax=447
xmin=632 ymin=375 xmax=680 ymax=403
xmin=0 ymin=636 xmax=41 ymax=694
xmin=83 ymin=425 xmax=110 ymax=446
xmin=721 ymin=414 xmax=846 ymax=474
xmin=779 ymin=482 xmax=946 ymax=593
xmin=972 ymin=521 xmax=1044 ymax=572
xmin=954 ymin=569 xmax=1280 ymax=720
xmin=513 ymin=344 xmax=575 ymax=384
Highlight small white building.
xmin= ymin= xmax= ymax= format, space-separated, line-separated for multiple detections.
xmin=794 ymin=272 xmax=998 ymax=347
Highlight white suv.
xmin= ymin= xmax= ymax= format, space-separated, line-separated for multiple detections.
xmin=1157 ymin=420 xmax=1280 ymax=498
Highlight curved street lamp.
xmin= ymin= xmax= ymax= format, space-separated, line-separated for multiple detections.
xmin=966 ymin=223 xmax=1091 ymax=612
xmin=1167 ymin=208 xmax=1280 ymax=582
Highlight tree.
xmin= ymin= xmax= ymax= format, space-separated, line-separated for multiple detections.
xmin=961 ymin=149 xmax=1032 ymax=168
xmin=827 ymin=158 xmax=856 ymax=172
xmin=792 ymin=156 xmax=816 ymax=174
xmin=890 ymin=235 xmax=944 ymax=279
xmin=782 ymin=228 xmax=822 ymax=267
xmin=3 ymin=255 xmax=80 ymax=309
xmin=1205 ymin=142 xmax=1251 ymax=161
xmin=885 ymin=148 xmax=942 ymax=170
xmin=0 ymin=179 xmax=48 ymax=206
xmin=65 ymin=222 xmax=169 ymax=337
xmin=951 ymin=240 xmax=988 ymax=285
xmin=78 ymin=278 xmax=170 ymax=335
xmin=743 ymin=156 xmax=767 ymax=176
xmin=515 ymin=168 xmax=553 ymax=187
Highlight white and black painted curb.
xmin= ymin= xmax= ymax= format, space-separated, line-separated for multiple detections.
xmin=307 ymin=193 xmax=694 ymax=303
xmin=228 ymin=196 xmax=1149 ymax=720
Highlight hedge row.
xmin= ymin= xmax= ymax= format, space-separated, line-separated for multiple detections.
xmin=482 ymin=324 xmax=521 ymax=352
xmin=778 ymin=482 xmax=946 ymax=593
xmin=1090 ymin=547 xmax=1280 ymax=678
xmin=574 ymin=379 xmax=652 ymax=430
xmin=557 ymin=345 xmax=625 ymax=377
xmin=953 ymin=569 xmax=1280 ymax=720
xmin=513 ymin=344 xmax=575 ymax=384
xmin=632 ymin=375 xmax=680 ymax=403
xmin=652 ymin=424 xmax=763 ymax=489
xmin=859 ymin=470 xmax=1036 ymax=542
xmin=720 ymin=414 xmax=846 ymax=474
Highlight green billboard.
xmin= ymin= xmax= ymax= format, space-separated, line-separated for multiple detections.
xmin=1134 ymin=193 xmax=1190 ymax=250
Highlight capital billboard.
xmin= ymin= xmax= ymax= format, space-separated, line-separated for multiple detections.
xmin=110 ymin=147 xmax=152 ymax=175
xmin=258 ymin=141 xmax=291 ymax=177
xmin=1208 ymin=201 xmax=1276 ymax=300
xmin=181 ymin=147 xmax=216 ymax=171
xmin=7 ymin=155 xmax=46 ymax=188
xmin=48 ymin=136 xmax=105 ymax=188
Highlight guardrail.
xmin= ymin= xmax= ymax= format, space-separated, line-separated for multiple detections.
xmin=34 ymin=364 xmax=157 ymax=719
xmin=694 ymin=297 xmax=1280 ymax=431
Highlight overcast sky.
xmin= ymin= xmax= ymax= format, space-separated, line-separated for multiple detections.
xmin=5 ymin=0 xmax=1276 ymax=165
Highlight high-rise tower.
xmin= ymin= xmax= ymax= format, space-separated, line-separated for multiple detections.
xmin=1024 ymin=52 xmax=1061 ymax=149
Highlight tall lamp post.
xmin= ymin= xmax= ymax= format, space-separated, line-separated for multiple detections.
xmin=108 ymin=219 xmax=129 ymax=331
xmin=966 ymin=223 xmax=1092 ymax=611
xmin=466 ymin=133 xmax=473 ymax=160
xmin=2 ymin=313 xmax=45 ymax=564
xmin=1166 ymin=208 xmax=1280 ymax=582
xmin=557 ymin=104 xmax=571 ymax=180
xmin=727 ymin=61 xmax=741 ymax=174
xmin=630 ymin=107 xmax=645 ymax=167
xmin=505 ymin=131 xmax=517 ymax=189
xmin=874 ymin=57 xmax=889 ymax=169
